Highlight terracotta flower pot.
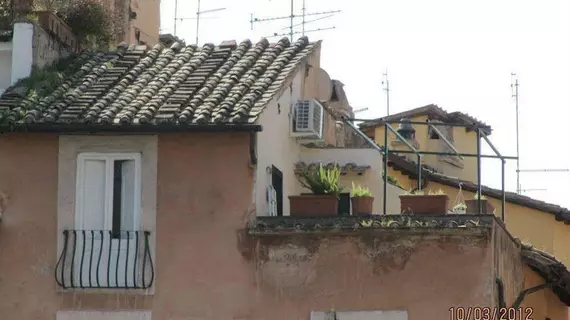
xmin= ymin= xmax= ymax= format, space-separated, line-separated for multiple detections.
xmin=289 ymin=195 xmax=339 ymax=217
xmin=465 ymin=199 xmax=495 ymax=215
xmin=351 ymin=196 xmax=374 ymax=216
xmin=399 ymin=194 xmax=449 ymax=215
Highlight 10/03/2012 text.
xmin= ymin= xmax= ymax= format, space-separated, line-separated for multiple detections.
xmin=449 ymin=307 xmax=533 ymax=320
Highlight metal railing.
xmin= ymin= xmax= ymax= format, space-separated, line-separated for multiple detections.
xmin=344 ymin=118 xmax=517 ymax=222
xmin=55 ymin=230 xmax=154 ymax=289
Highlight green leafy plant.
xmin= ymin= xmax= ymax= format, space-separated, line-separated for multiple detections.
xmin=297 ymin=164 xmax=344 ymax=198
xmin=382 ymin=172 xmax=404 ymax=189
xmin=404 ymin=188 xmax=446 ymax=196
xmin=351 ymin=182 xmax=372 ymax=197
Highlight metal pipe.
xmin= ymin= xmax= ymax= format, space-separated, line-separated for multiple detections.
xmin=477 ymin=128 xmax=482 ymax=214
xmin=517 ymin=169 xmax=569 ymax=173
xmin=427 ymin=121 xmax=464 ymax=159
xmin=383 ymin=123 xmax=388 ymax=214
xmin=501 ymin=160 xmax=505 ymax=222
xmin=196 ymin=0 xmax=201 ymax=45
xmin=482 ymin=134 xmax=503 ymax=158
xmin=342 ymin=117 xmax=386 ymax=154
xmin=354 ymin=119 xmax=490 ymax=129
xmin=383 ymin=149 xmax=517 ymax=160
xmin=386 ymin=124 xmax=419 ymax=153
xmin=417 ymin=155 xmax=422 ymax=191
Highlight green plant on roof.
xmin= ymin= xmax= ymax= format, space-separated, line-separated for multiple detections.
xmin=473 ymin=192 xmax=487 ymax=200
xmin=297 ymin=163 xmax=344 ymax=198
xmin=382 ymin=172 xmax=404 ymax=189
xmin=351 ymin=182 xmax=372 ymax=197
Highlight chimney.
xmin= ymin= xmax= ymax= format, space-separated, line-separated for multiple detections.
xmin=10 ymin=20 xmax=33 ymax=85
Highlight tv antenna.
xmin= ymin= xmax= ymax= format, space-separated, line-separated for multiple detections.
xmin=173 ymin=0 xmax=226 ymax=44
xmin=511 ymin=73 xmax=569 ymax=194
xmin=250 ymin=0 xmax=340 ymax=41
xmin=382 ymin=69 xmax=390 ymax=116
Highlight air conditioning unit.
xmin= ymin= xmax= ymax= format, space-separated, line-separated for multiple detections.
xmin=290 ymin=99 xmax=324 ymax=142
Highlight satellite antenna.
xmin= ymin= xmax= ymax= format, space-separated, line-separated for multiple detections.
xmin=381 ymin=69 xmax=390 ymax=116
xmin=250 ymin=0 xmax=341 ymax=41
xmin=173 ymin=0 xmax=226 ymax=44
xmin=511 ymin=73 xmax=569 ymax=194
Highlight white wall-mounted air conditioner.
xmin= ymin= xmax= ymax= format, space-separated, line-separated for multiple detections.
xmin=290 ymin=99 xmax=324 ymax=142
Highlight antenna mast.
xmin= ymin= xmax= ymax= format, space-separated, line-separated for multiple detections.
xmin=250 ymin=0 xmax=340 ymax=41
xmin=173 ymin=0 xmax=226 ymax=43
xmin=382 ymin=69 xmax=390 ymax=116
xmin=511 ymin=73 xmax=520 ymax=194
xmin=511 ymin=73 xmax=569 ymax=194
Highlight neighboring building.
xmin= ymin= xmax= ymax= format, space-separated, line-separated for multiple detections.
xmin=0 ymin=35 xmax=569 ymax=319
xmin=100 ymin=0 xmax=161 ymax=46
xmin=359 ymin=105 xmax=570 ymax=318
xmin=0 ymin=16 xmax=76 ymax=94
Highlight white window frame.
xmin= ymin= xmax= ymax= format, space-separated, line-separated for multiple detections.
xmin=75 ymin=152 xmax=142 ymax=232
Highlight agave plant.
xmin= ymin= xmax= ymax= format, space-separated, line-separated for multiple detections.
xmin=297 ymin=163 xmax=344 ymax=197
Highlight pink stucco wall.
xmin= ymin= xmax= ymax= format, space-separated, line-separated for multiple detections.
xmin=0 ymin=132 xmax=528 ymax=320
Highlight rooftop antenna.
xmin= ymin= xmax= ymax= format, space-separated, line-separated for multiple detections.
xmin=382 ymin=69 xmax=390 ymax=116
xmin=173 ymin=0 xmax=226 ymax=43
xmin=250 ymin=0 xmax=340 ymax=41
xmin=511 ymin=73 xmax=521 ymax=194
xmin=511 ymin=73 xmax=569 ymax=194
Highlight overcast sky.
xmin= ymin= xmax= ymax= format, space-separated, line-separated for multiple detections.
xmin=159 ymin=0 xmax=570 ymax=208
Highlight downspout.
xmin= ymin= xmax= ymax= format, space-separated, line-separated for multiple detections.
xmin=249 ymin=131 xmax=257 ymax=166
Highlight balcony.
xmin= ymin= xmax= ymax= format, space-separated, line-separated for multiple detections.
xmin=55 ymin=230 xmax=154 ymax=289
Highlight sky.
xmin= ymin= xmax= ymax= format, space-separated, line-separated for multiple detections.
xmin=159 ymin=0 xmax=570 ymax=208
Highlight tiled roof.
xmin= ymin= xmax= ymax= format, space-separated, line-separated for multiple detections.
xmin=359 ymin=104 xmax=492 ymax=135
xmin=0 ymin=36 xmax=319 ymax=130
xmin=385 ymin=151 xmax=570 ymax=223
xmin=294 ymin=161 xmax=371 ymax=175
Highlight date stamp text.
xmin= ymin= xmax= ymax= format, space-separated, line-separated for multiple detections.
xmin=449 ymin=307 xmax=533 ymax=320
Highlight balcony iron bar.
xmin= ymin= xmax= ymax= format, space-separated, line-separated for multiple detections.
xmin=341 ymin=116 xmax=514 ymax=221
xmin=354 ymin=118 xmax=491 ymax=130
xmin=55 ymin=230 xmax=154 ymax=289
xmin=426 ymin=120 xmax=464 ymax=160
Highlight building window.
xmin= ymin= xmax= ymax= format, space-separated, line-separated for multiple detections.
xmin=428 ymin=126 xmax=440 ymax=139
xmin=75 ymin=153 xmax=141 ymax=237
xmin=311 ymin=310 xmax=408 ymax=320
xmin=270 ymin=165 xmax=283 ymax=216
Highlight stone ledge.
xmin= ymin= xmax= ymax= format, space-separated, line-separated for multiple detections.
xmin=249 ymin=214 xmax=496 ymax=236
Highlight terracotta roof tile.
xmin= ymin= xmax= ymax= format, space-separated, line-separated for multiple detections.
xmin=0 ymin=37 xmax=319 ymax=129
xmin=359 ymin=104 xmax=492 ymax=135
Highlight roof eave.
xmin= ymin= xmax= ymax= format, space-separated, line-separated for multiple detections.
xmin=0 ymin=123 xmax=263 ymax=134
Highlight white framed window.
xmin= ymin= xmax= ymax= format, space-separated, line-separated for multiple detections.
xmin=310 ymin=310 xmax=408 ymax=320
xmin=75 ymin=152 xmax=142 ymax=236
xmin=73 ymin=152 xmax=142 ymax=288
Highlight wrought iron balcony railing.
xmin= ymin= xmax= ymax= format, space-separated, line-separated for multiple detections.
xmin=55 ymin=230 xmax=154 ymax=289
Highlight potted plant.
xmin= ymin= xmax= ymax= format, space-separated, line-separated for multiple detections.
xmin=399 ymin=189 xmax=449 ymax=215
xmin=289 ymin=164 xmax=344 ymax=217
xmin=465 ymin=192 xmax=495 ymax=214
xmin=351 ymin=182 xmax=374 ymax=216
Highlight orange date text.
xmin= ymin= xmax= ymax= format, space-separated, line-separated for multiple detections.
xmin=448 ymin=307 xmax=533 ymax=320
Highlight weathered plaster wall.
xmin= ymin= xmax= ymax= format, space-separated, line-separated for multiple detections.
xmin=252 ymin=231 xmax=494 ymax=320
xmin=493 ymin=222 xmax=524 ymax=306
xmin=32 ymin=22 xmax=71 ymax=68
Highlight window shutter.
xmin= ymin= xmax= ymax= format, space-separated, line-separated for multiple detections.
xmin=78 ymin=159 xmax=107 ymax=230
xmin=120 ymin=159 xmax=137 ymax=231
